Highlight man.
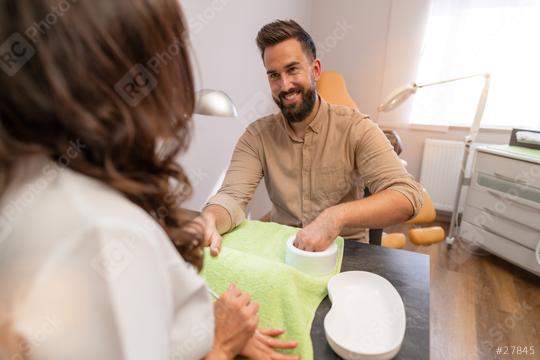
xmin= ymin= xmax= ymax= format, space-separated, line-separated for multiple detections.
xmin=200 ymin=19 xmax=422 ymax=254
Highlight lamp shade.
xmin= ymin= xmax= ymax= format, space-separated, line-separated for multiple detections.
xmin=377 ymin=84 xmax=418 ymax=112
xmin=194 ymin=89 xmax=238 ymax=117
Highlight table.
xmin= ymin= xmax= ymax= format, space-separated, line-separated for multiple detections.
xmin=310 ymin=240 xmax=430 ymax=359
xmin=182 ymin=209 xmax=430 ymax=358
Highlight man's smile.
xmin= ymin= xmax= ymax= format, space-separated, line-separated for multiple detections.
xmin=281 ymin=89 xmax=302 ymax=105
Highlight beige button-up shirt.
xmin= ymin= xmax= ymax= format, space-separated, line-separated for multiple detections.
xmin=206 ymin=97 xmax=422 ymax=243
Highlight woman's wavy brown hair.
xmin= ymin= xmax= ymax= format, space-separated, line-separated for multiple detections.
xmin=0 ymin=0 xmax=204 ymax=269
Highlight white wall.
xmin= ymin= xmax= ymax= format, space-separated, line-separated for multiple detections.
xmin=179 ymin=0 xmax=312 ymax=217
xmin=376 ymin=0 xmax=430 ymax=126
xmin=310 ymin=0 xmax=392 ymax=118
xmin=179 ymin=0 xmax=511 ymax=213
xmin=311 ymin=0 xmax=510 ymax=179
xmin=394 ymin=127 xmax=509 ymax=179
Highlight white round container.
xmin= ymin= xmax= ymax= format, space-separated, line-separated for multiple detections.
xmin=324 ymin=271 xmax=406 ymax=360
xmin=284 ymin=235 xmax=338 ymax=276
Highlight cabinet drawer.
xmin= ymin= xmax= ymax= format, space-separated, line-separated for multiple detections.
xmin=462 ymin=205 xmax=539 ymax=250
xmin=475 ymin=151 xmax=540 ymax=189
xmin=460 ymin=221 xmax=540 ymax=276
xmin=472 ymin=171 xmax=540 ymax=207
xmin=465 ymin=187 xmax=540 ymax=231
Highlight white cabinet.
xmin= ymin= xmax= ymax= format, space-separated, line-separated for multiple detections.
xmin=460 ymin=145 xmax=540 ymax=276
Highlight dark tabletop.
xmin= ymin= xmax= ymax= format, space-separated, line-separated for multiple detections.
xmin=182 ymin=210 xmax=430 ymax=358
xmin=310 ymin=240 xmax=430 ymax=359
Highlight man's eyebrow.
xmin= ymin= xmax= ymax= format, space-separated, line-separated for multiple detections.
xmin=266 ymin=61 xmax=300 ymax=75
xmin=285 ymin=61 xmax=300 ymax=69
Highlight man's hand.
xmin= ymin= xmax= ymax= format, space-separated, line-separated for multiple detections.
xmin=240 ymin=328 xmax=299 ymax=360
xmin=185 ymin=212 xmax=223 ymax=256
xmin=202 ymin=211 xmax=223 ymax=256
xmin=293 ymin=208 xmax=342 ymax=252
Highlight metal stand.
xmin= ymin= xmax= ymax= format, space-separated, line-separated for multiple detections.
xmin=444 ymin=74 xmax=491 ymax=247
xmin=378 ymin=73 xmax=491 ymax=248
xmin=445 ymin=138 xmax=472 ymax=247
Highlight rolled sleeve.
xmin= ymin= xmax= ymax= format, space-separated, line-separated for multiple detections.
xmin=203 ymin=124 xmax=264 ymax=231
xmin=353 ymin=116 xmax=423 ymax=219
xmin=380 ymin=179 xmax=424 ymax=219
xmin=204 ymin=193 xmax=246 ymax=232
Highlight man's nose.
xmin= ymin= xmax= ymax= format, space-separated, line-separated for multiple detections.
xmin=279 ymin=74 xmax=294 ymax=92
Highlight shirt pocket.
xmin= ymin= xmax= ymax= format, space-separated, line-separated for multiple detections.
xmin=313 ymin=163 xmax=351 ymax=206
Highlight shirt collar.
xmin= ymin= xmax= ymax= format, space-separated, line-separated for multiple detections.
xmin=308 ymin=95 xmax=328 ymax=134
xmin=278 ymin=95 xmax=328 ymax=141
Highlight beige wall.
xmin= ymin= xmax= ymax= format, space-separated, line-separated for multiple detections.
xmin=311 ymin=0 xmax=511 ymax=179
xmin=180 ymin=0 xmax=312 ymax=216
xmin=180 ymin=0 xmax=512 ymax=213
xmin=310 ymin=0 xmax=392 ymax=118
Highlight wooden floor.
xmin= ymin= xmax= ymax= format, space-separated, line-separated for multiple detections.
xmin=384 ymin=221 xmax=540 ymax=360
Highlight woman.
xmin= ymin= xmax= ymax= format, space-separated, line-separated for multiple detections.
xmin=0 ymin=0 xmax=297 ymax=359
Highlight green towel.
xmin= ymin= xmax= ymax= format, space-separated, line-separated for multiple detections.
xmin=201 ymin=220 xmax=344 ymax=359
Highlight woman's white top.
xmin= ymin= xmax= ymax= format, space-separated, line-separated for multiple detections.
xmin=0 ymin=155 xmax=214 ymax=360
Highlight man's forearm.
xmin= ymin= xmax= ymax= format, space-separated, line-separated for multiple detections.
xmin=327 ymin=189 xmax=414 ymax=230
xmin=203 ymin=204 xmax=233 ymax=235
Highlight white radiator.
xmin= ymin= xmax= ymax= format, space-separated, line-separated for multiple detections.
xmin=419 ymin=139 xmax=487 ymax=212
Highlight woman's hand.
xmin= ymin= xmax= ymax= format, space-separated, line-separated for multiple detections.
xmin=0 ymin=321 xmax=28 ymax=360
xmin=240 ymin=328 xmax=300 ymax=360
xmin=207 ymin=284 xmax=259 ymax=359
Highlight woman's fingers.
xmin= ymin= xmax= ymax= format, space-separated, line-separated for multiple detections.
xmin=265 ymin=337 xmax=297 ymax=349
xmin=256 ymin=329 xmax=297 ymax=349
xmin=273 ymin=353 xmax=300 ymax=360
xmin=258 ymin=328 xmax=285 ymax=337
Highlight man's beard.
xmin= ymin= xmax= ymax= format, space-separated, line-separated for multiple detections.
xmin=274 ymin=82 xmax=317 ymax=124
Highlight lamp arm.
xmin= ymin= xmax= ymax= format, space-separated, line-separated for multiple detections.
xmin=468 ymin=74 xmax=491 ymax=143
xmin=417 ymin=73 xmax=490 ymax=89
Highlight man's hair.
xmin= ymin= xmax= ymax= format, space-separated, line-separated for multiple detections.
xmin=256 ymin=19 xmax=316 ymax=60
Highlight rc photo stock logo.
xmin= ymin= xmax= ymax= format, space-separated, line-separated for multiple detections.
xmin=0 ymin=33 xmax=35 ymax=76
xmin=91 ymin=240 xmax=134 ymax=281
xmin=114 ymin=63 xmax=158 ymax=107
xmin=114 ymin=35 xmax=188 ymax=107
xmin=0 ymin=215 xmax=13 ymax=244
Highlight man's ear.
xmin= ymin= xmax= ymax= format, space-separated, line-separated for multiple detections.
xmin=312 ymin=58 xmax=322 ymax=81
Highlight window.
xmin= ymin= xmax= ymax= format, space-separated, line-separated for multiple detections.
xmin=410 ymin=0 xmax=540 ymax=129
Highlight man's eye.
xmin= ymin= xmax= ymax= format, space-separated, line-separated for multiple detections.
xmin=289 ymin=67 xmax=299 ymax=74
xmin=269 ymin=73 xmax=279 ymax=80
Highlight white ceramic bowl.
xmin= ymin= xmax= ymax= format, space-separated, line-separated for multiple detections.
xmin=284 ymin=235 xmax=337 ymax=276
xmin=324 ymin=271 xmax=406 ymax=360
